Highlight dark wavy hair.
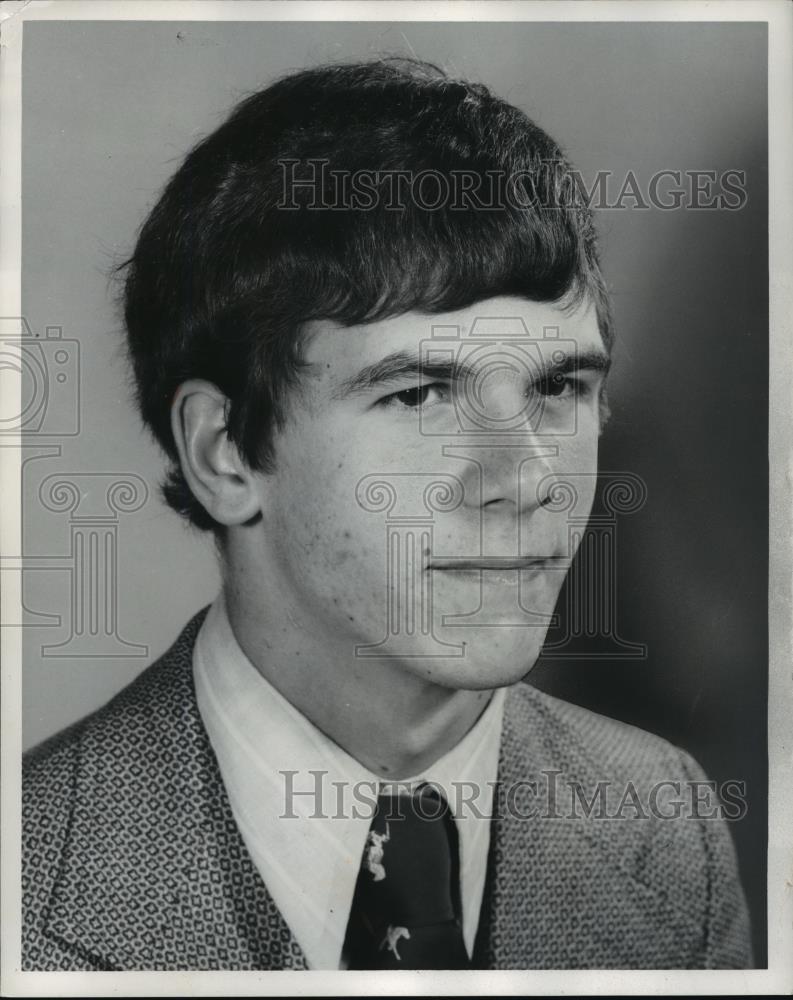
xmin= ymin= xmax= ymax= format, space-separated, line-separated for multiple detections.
xmin=121 ymin=58 xmax=613 ymax=531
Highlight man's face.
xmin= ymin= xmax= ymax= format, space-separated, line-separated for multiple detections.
xmin=249 ymin=295 xmax=608 ymax=691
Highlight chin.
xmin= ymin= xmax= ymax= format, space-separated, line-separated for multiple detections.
xmin=410 ymin=630 xmax=546 ymax=691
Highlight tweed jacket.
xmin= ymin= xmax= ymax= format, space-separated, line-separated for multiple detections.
xmin=22 ymin=610 xmax=753 ymax=971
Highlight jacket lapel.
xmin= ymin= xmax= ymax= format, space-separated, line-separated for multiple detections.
xmin=41 ymin=611 xmax=308 ymax=971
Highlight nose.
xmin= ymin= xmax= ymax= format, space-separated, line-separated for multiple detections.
xmin=475 ymin=434 xmax=559 ymax=513
xmin=462 ymin=373 xmax=561 ymax=514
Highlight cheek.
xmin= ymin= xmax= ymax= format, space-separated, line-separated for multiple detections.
xmin=551 ymin=423 xmax=600 ymax=516
xmin=274 ymin=447 xmax=383 ymax=577
xmin=560 ymin=417 xmax=600 ymax=472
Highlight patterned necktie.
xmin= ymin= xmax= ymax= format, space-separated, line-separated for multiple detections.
xmin=343 ymin=784 xmax=472 ymax=969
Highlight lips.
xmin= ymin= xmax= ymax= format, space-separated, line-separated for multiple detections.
xmin=426 ymin=557 xmax=568 ymax=589
xmin=427 ymin=556 xmax=564 ymax=571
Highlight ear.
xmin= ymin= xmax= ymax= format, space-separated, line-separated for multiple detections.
xmin=170 ymin=380 xmax=262 ymax=526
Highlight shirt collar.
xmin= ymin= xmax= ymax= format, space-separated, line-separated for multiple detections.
xmin=193 ymin=591 xmax=504 ymax=969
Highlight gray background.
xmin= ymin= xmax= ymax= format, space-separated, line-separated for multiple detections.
xmin=19 ymin=20 xmax=767 ymax=962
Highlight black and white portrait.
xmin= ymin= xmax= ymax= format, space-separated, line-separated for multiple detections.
xmin=2 ymin=2 xmax=790 ymax=994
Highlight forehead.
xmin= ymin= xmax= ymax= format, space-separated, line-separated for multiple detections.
xmin=301 ymin=295 xmax=604 ymax=378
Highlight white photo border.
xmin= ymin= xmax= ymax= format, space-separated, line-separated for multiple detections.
xmin=1 ymin=1 xmax=790 ymax=995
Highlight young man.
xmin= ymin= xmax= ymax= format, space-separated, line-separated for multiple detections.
xmin=22 ymin=59 xmax=752 ymax=971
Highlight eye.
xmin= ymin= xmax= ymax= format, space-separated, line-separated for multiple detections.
xmin=535 ymin=374 xmax=586 ymax=399
xmin=379 ymin=383 xmax=448 ymax=411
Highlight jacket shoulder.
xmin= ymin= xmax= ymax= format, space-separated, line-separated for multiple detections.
xmin=22 ymin=609 xmax=209 ymax=970
xmin=506 ymin=681 xmax=692 ymax=781
xmin=499 ymin=682 xmax=753 ymax=969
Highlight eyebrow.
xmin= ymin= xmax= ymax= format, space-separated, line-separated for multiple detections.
xmin=331 ymin=346 xmax=612 ymax=400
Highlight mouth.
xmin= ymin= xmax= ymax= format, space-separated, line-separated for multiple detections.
xmin=426 ymin=556 xmax=570 ymax=586
xmin=427 ymin=556 xmax=565 ymax=572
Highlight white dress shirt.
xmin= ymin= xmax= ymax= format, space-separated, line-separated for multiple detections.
xmin=193 ymin=592 xmax=505 ymax=970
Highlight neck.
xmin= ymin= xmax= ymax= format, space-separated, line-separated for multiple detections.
xmin=222 ymin=577 xmax=491 ymax=779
